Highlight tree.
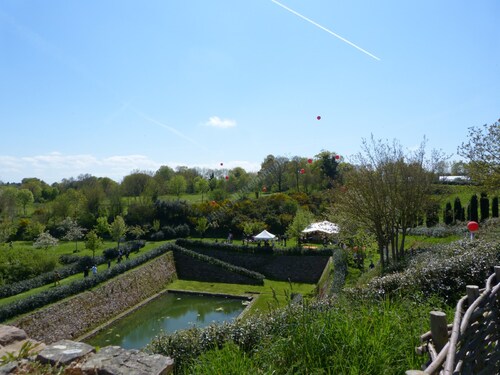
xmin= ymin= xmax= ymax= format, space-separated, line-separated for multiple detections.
xmin=121 ymin=170 xmax=154 ymax=196
xmin=286 ymin=208 xmax=315 ymax=247
xmin=33 ymin=231 xmax=59 ymax=250
xmin=259 ymin=155 xmax=289 ymax=192
xmin=315 ymin=150 xmax=341 ymax=188
xmin=194 ymin=177 xmax=210 ymax=202
xmin=480 ymin=192 xmax=490 ymax=222
xmin=492 ymin=196 xmax=499 ymax=218
xmin=59 ymin=217 xmax=86 ymax=252
xmin=109 ymin=215 xmax=127 ymax=250
xmin=195 ymin=217 xmax=209 ymax=238
xmin=458 ymin=119 xmax=500 ymax=189
xmin=469 ymin=194 xmax=479 ymax=222
xmin=453 ymin=197 xmax=463 ymax=223
xmin=94 ymin=216 xmax=110 ymax=238
xmin=17 ymin=189 xmax=34 ymax=216
xmin=0 ymin=187 xmax=18 ymax=220
xmin=443 ymin=202 xmax=453 ymax=225
xmin=85 ymin=230 xmax=102 ymax=260
xmin=167 ymin=175 xmax=187 ymax=198
xmin=335 ymin=137 xmax=436 ymax=268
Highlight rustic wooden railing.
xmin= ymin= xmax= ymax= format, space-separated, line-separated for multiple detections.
xmin=407 ymin=266 xmax=500 ymax=375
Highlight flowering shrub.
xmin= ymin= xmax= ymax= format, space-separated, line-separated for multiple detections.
xmin=364 ymin=239 xmax=500 ymax=302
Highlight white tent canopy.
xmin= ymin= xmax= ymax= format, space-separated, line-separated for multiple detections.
xmin=302 ymin=221 xmax=339 ymax=235
xmin=254 ymin=230 xmax=276 ymax=240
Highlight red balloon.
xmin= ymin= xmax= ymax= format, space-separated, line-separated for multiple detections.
xmin=467 ymin=221 xmax=479 ymax=232
xmin=316 ymin=115 xmax=321 ymax=120
xmin=225 ymin=175 xmax=229 ymax=180
xmin=307 ymin=158 xmax=313 ymax=164
xmin=300 ymin=168 xmax=305 ymax=174
xmin=335 ymin=155 xmax=340 ymax=160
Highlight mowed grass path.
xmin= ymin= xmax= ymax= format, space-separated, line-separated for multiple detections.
xmin=167 ymin=279 xmax=317 ymax=316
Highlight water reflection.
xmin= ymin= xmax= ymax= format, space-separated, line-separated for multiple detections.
xmin=85 ymin=292 xmax=246 ymax=349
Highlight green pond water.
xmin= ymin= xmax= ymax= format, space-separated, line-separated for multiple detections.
xmin=85 ymin=292 xmax=247 ymax=349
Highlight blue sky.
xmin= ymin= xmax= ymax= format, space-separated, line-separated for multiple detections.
xmin=1 ymin=0 xmax=499 ymax=184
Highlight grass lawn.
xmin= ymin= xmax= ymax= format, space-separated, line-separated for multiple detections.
xmin=166 ymin=279 xmax=317 ymax=316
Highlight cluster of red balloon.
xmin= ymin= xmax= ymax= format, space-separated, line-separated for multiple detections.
xmin=299 ymin=168 xmax=305 ymax=174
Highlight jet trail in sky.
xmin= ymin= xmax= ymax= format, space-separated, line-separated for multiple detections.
xmin=270 ymin=0 xmax=381 ymax=61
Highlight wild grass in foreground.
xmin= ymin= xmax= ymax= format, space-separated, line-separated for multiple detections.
xmin=148 ymin=294 xmax=442 ymax=374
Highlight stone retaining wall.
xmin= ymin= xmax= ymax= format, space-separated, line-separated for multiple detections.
xmin=13 ymin=252 xmax=177 ymax=344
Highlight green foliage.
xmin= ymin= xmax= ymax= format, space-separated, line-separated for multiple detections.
xmin=175 ymin=238 xmax=332 ymax=256
xmin=173 ymin=245 xmax=265 ymax=284
xmin=469 ymin=194 xmax=479 ymax=222
xmin=480 ymin=192 xmax=490 ymax=221
xmin=0 ymin=247 xmax=58 ymax=286
xmin=0 ymin=243 xmax=175 ymax=322
xmin=149 ymin=296 xmax=430 ymax=374
xmin=0 ymin=340 xmax=40 ymax=364
xmin=365 ymin=238 xmax=500 ymax=303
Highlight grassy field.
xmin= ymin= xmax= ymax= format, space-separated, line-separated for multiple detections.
xmin=167 ymin=279 xmax=317 ymax=316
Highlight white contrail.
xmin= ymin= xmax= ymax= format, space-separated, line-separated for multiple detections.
xmin=270 ymin=0 xmax=381 ymax=61
xmin=133 ymin=109 xmax=209 ymax=151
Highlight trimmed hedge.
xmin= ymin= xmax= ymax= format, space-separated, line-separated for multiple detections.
xmin=176 ymin=239 xmax=331 ymax=283
xmin=176 ymin=238 xmax=333 ymax=256
xmin=172 ymin=246 xmax=265 ymax=285
xmin=0 ymin=243 xmax=173 ymax=323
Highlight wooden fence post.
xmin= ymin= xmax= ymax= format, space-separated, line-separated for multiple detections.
xmin=430 ymin=311 xmax=448 ymax=353
xmin=466 ymin=285 xmax=479 ymax=306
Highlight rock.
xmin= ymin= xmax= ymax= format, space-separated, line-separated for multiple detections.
xmin=81 ymin=346 xmax=174 ymax=375
xmin=0 ymin=361 xmax=19 ymax=375
xmin=36 ymin=339 xmax=95 ymax=366
xmin=0 ymin=326 xmax=27 ymax=346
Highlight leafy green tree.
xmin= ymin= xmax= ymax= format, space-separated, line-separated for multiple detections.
xmin=315 ymin=150 xmax=341 ymax=188
xmin=286 ymin=209 xmax=315 ymax=247
xmin=25 ymin=220 xmax=45 ymax=241
xmin=121 ymin=170 xmax=154 ymax=196
xmin=335 ymin=137 xmax=436 ymax=268
xmin=0 ymin=219 xmax=17 ymax=244
xmin=17 ymin=189 xmax=34 ymax=216
xmin=129 ymin=225 xmax=145 ymax=240
xmin=85 ymin=230 xmax=102 ymax=260
xmin=458 ymin=119 xmax=500 ymax=189
xmin=0 ymin=187 xmax=18 ymax=220
xmin=109 ymin=215 xmax=127 ymax=250
xmin=195 ymin=217 xmax=209 ymax=238
xmin=94 ymin=216 xmax=110 ymax=238
xmin=168 ymin=175 xmax=187 ymax=198
xmin=33 ymin=231 xmax=59 ymax=250
xmin=194 ymin=177 xmax=210 ymax=203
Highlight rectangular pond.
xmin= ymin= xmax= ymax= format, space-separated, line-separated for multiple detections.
xmin=84 ymin=291 xmax=248 ymax=350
